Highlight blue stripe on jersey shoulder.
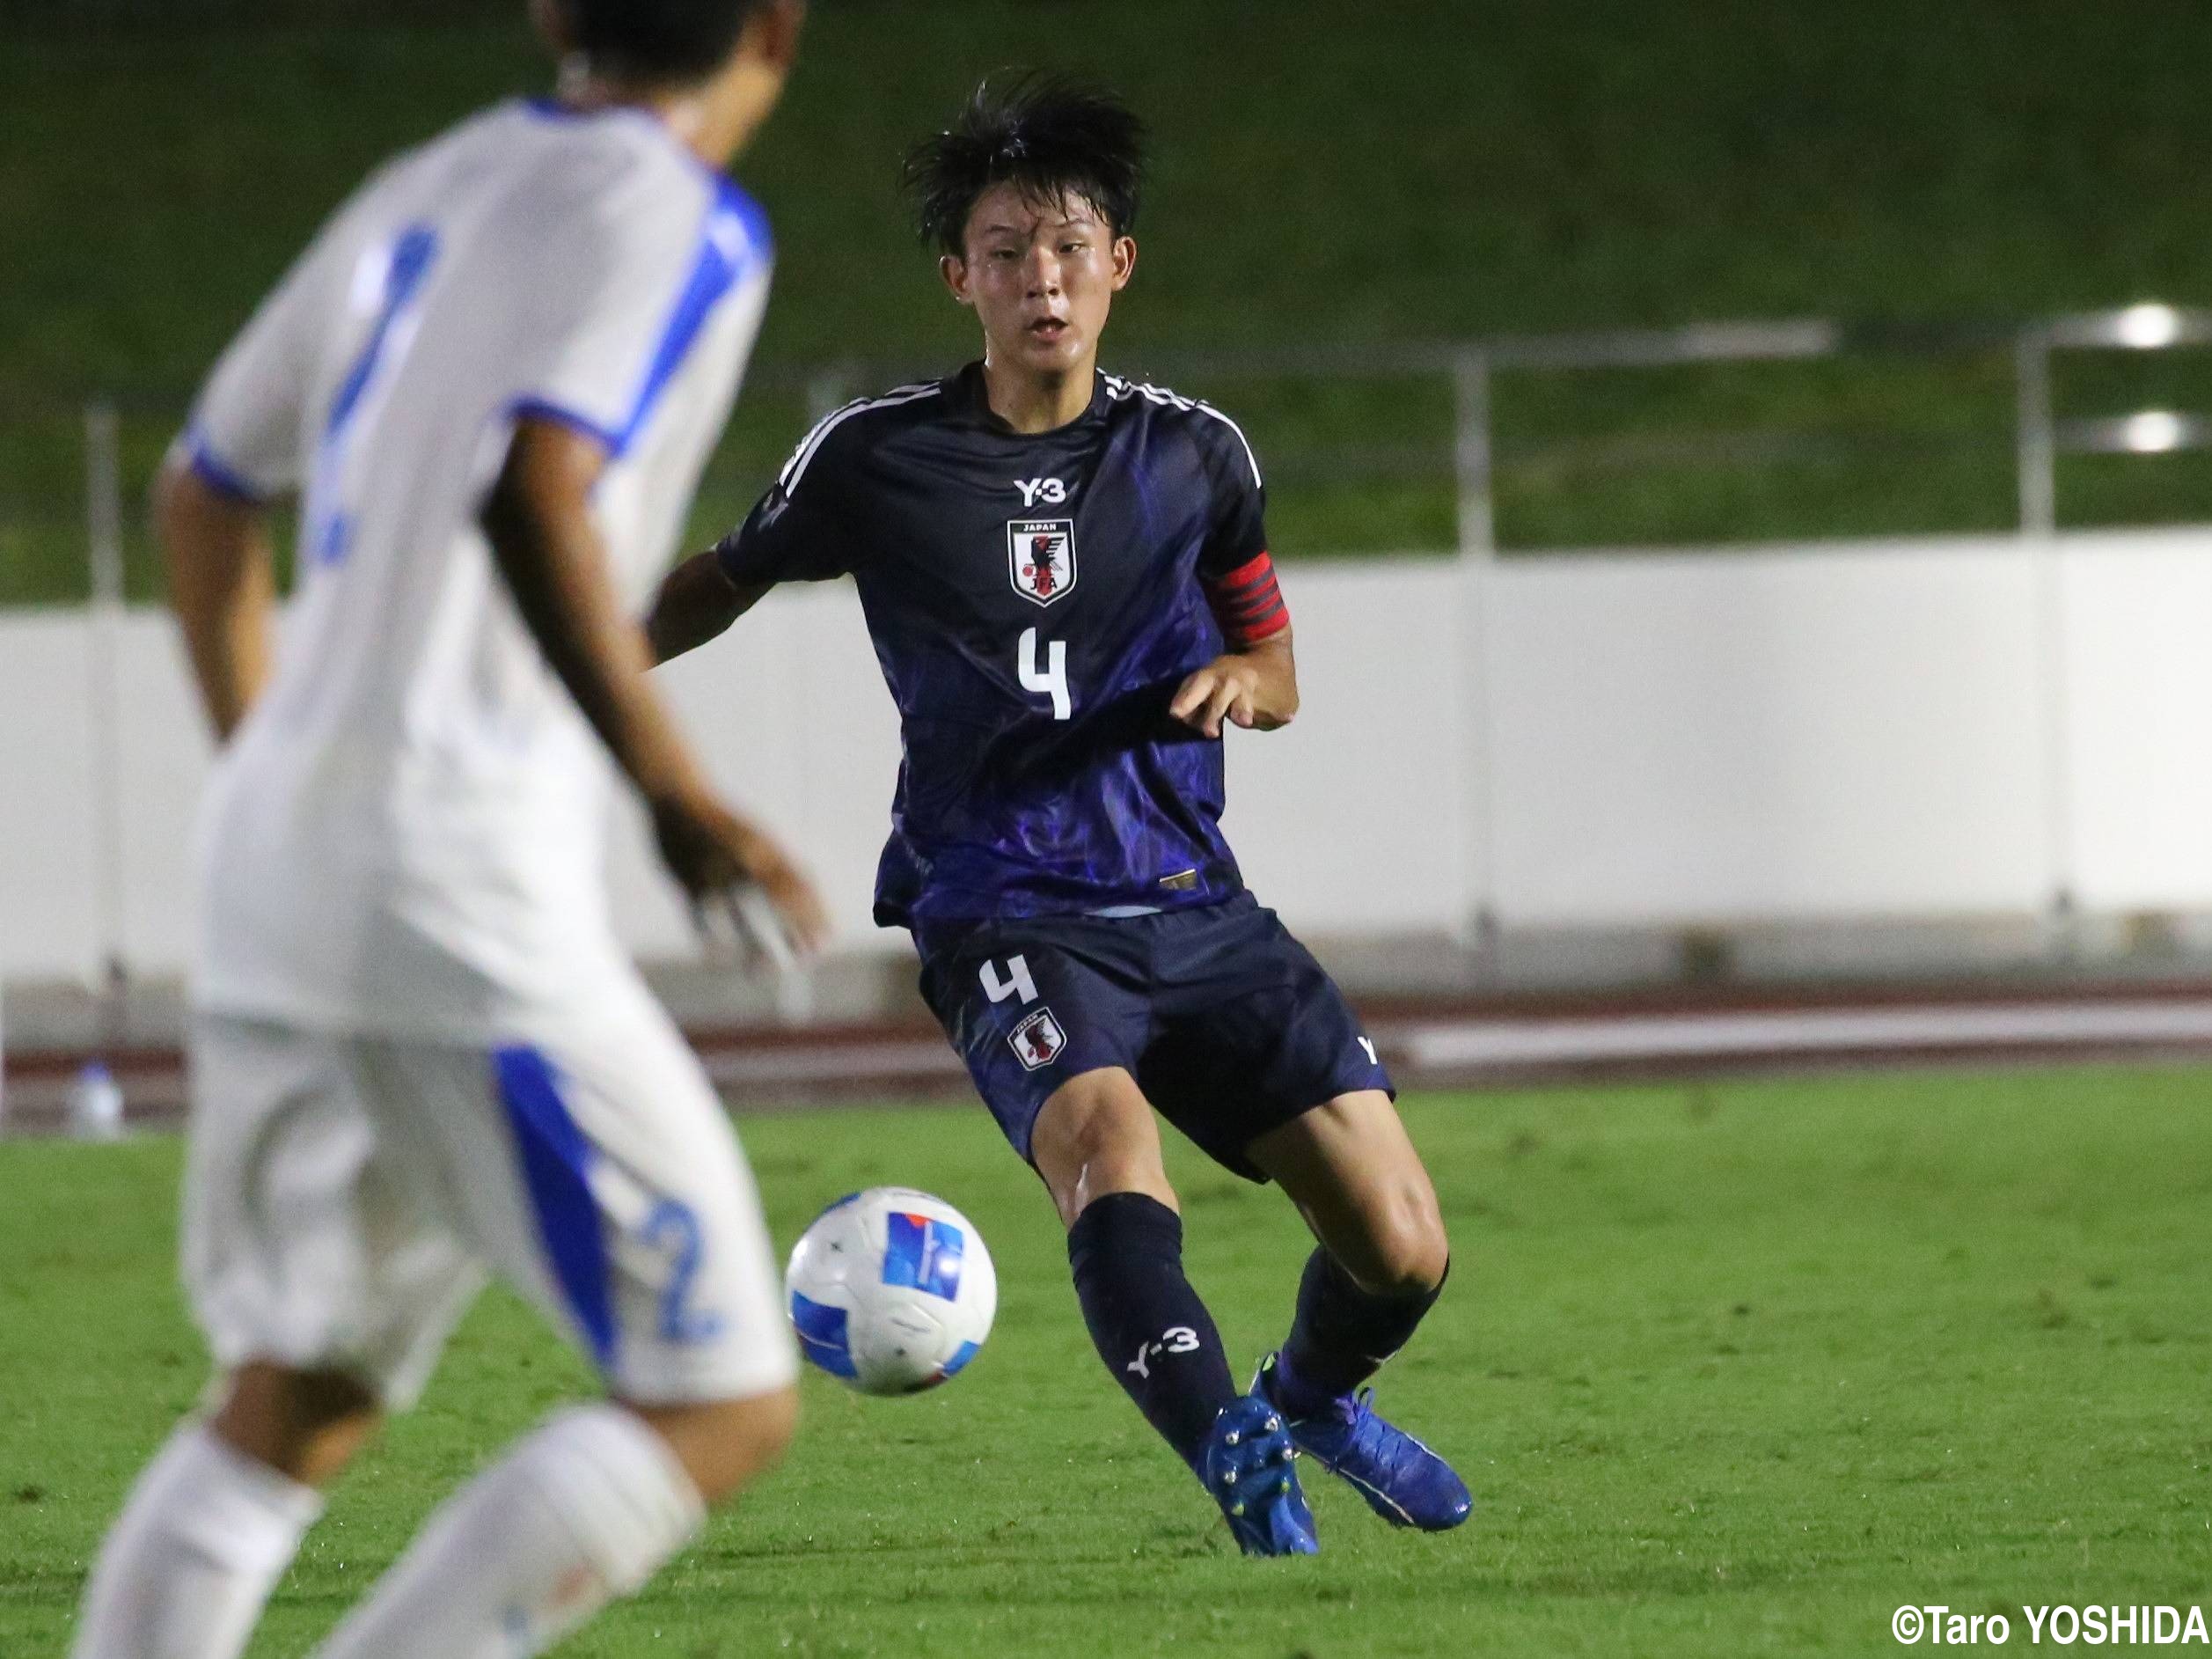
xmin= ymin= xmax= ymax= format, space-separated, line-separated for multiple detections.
xmin=505 ymin=203 xmax=764 ymax=462
xmin=515 ymin=98 xmax=771 ymax=459
xmin=607 ymin=199 xmax=760 ymax=457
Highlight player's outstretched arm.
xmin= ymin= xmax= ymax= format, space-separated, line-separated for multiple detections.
xmin=644 ymin=548 xmax=770 ymax=665
xmin=481 ymin=416 xmax=827 ymax=948
xmin=481 ymin=415 xmax=702 ymax=808
xmin=1169 ymin=625 xmax=1300 ymax=740
xmin=156 ymin=459 xmax=280 ymax=744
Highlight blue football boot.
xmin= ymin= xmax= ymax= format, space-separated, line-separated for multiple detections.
xmin=1255 ymin=1352 xmax=1472 ymax=1531
xmin=1198 ymin=1394 xmax=1319 ymax=1556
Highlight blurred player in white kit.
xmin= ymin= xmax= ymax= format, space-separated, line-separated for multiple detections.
xmin=70 ymin=3 xmax=824 ymax=1655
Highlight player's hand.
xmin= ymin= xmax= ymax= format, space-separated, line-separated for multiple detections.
xmin=650 ymin=787 xmax=831 ymax=969
xmin=1169 ymin=656 xmax=1264 ymax=738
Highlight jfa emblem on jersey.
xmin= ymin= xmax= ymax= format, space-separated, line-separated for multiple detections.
xmin=1008 ymin=518 xmax=1078 ymax=607
xmin=1009 ymin=1008 xmax=1067 ymax=1070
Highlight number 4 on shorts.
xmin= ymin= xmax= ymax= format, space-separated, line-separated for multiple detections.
xmin=979 ymin=955 xmax=1038 ymax=1006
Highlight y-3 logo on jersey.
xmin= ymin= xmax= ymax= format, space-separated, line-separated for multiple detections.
xmin=1008 ymin=518 xmax=1078 ymax=607
xmin=1014 ymin=477 xmax=1070 ymax=508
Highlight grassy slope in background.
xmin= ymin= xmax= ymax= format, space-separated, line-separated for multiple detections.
xmin=7 ymin=0 xmax=2212 ymax=597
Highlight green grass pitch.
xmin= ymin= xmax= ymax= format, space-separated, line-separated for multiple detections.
xmin=2 ymin=1068 xmax=2207 ymax=1655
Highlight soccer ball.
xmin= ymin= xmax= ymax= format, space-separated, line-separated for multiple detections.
xmin=785 ymin=1186 xmax=997 ymax=1396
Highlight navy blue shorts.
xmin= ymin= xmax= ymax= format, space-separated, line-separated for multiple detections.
xmin=915 ymin=893 xmax=1394 ymax=1183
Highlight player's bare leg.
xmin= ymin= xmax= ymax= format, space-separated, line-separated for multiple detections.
xmin=70 ymin=1362 xmax=376 ymax=1659
xmin=1031 ymin=1064 xmax=1179 ymax=1226
xmin=1033 ymin=1068 xmax=1315 ymax=1554
xmin=630 ymin=1386 xmax=801 ymax=1504
xmin=311 ymin=1384 xmax=797 ymax=1659
xmin=1249 ymin=1090 xmax=1450 ymax=1296
xmin=1247 ymin=1090 xmax=1471 ymax=1530
xmin=213 ymin=1362 xmax=385 ymax=1484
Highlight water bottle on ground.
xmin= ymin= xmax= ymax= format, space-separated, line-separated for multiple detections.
xmin=69 ymin=1061 xmax=126 ymax=1141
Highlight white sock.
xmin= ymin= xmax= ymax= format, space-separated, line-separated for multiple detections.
xmin=312 ymin=1404 xmax=706 ymax=1659
xmin=71 ymin=1422 xmax=324 ymax=1659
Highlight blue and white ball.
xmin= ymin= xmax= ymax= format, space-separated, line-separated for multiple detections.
xmin=785 ymin=1186 xmax=997 ymax=1396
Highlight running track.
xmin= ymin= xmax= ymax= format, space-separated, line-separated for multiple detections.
xmin=9 ymin=979 xmax=2212 ymax=1136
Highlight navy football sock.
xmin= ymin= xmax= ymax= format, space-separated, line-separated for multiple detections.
xmin=1066 ymin=1193 xmax=1240 ymax=1472
xmin=1277 ymin=1249 xmax=1447 ymax=1414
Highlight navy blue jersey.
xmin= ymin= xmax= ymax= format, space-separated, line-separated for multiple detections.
xmin=714 ymin=363 xmax=1289 ymax=930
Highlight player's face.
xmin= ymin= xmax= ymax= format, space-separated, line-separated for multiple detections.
xmin=943 ymin=184 xmax=1135 ymax=377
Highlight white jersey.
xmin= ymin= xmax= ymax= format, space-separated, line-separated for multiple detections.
xmin=184 ymin=99 xmax=771 ymax=1041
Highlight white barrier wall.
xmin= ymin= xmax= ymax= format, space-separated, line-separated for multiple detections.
xmin=2055 ymin=533 xmax=2212 ymax=910
xmin=0 ymin=615 xmax=106 ymax=980
xmin=6 ymin=525 xmax=2212 ymax=981
xmin=1482 ymin=544 xmax=2057 ymax=923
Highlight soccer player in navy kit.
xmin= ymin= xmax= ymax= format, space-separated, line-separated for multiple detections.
xmin=649 ymin=77 xmax=1469 ymax=1555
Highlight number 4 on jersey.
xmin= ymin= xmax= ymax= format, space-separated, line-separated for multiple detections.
xmin=1018 ymin=628 xmax=1071 ymax=721
xmin=979 ymin=954 xmax=1038 ymax=1005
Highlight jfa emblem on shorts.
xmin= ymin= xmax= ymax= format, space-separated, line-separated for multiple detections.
xmin=1007 ymin=518 xmax=1077 ymax=607
xmin=1009 ymin=1008 xmax=1067 ymax=1070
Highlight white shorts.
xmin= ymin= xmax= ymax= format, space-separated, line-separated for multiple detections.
xmin=181 ymin=991 xmax=797 ymax=1410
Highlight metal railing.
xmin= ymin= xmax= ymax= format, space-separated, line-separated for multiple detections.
xmin=18 ymin=303 xmax=2212 ymax=612
xmin=768 ymin=304 xmax=2212 ymax=558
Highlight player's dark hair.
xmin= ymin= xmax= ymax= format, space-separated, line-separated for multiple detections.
xmin=903 ymin=74 xmax=1147 ymax=256
xmin=562 ymin=0 xmax=764 ymax=84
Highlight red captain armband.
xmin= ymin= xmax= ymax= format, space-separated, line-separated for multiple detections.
xmin=1202 ymin=551 xmax=1291 ymax=647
